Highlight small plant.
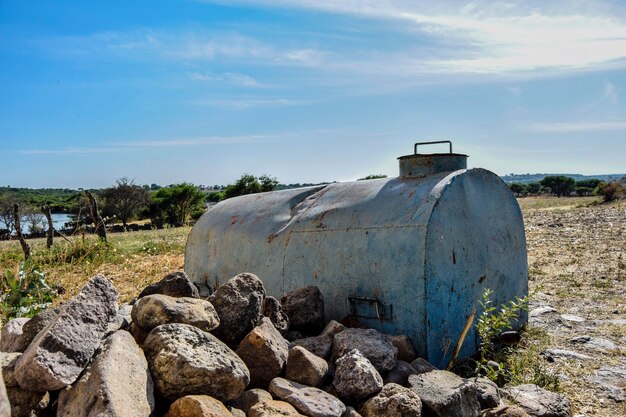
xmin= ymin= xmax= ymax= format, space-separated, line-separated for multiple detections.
xmin=475 ymin=288 xmax=531 ymax=382
xmin=0 ymin=262 xmax=58 ymax=319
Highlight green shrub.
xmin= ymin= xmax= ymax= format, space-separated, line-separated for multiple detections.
xmin=1 ymin=262 xmax=57 ymax=319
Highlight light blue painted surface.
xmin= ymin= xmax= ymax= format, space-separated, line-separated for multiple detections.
xmin=185 ymin=167 xmax=528 ymax=367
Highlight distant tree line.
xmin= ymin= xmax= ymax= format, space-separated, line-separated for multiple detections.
xmin=509 ymin=175 xmax=626 ymax=202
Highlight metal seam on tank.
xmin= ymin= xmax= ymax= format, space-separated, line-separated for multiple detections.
xmin=421 ymin=169 xmax=464 ymax=362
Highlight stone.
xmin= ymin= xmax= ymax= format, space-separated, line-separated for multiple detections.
xmin=342 ymin=407 xmax=362 ymax=417
xmin=471 ymin=377 xmax=500 ymax=409
xmin=0 ymin=318 xmax=29 ymax=352
xmin=131 ymin=294 xmax=220 ymax=332
xmin=165 ymin=395 xmax=233 ymax=417
xmin=408 ymin=370 xmax=480 ymax=417
xmin=0 ymin=352 xmax=21 ymax=387
xmin=389 ymin=335 xmax=416 ymax=362
xmin=588 ymin=365 xmax=626 ymax=402
xmin=543 ymin=349 xmax=592 ymax=361
xmin=0 ymin=373 xmax=9 ymax=417
xmin=505 ymin=384 xmax=571 ymax=417
xmin=333 ymin=349 xmax=383 ymax=402
xmin=270 ymin=377 xmax=346 ymax=417
xmin=560 ymin=314 xmax=585 ymax=322
xmin=6 ymin=388 xmax=49 ymax=417
xmin=107 ymin=303 xmax=132 ymax=334
xmin=15 ymin=275 xmax=119 ymax=392
xmin=231 ymin=408 xmax=246 ymax=417
xmin=236 ymin=317 xmax=289 ymax=388
xmin=129 ymin=322 xmax=150 ymax=346
xmin=359 ymin=383 xmax=422 ymax=417
xmin=384 ymin=360 xmax=417 ymax=386
xmin=138 ymin=271 xmax=200 ymax=299
xmin=410 ymin=358 xmax=437 ymax=374
xmin=482 ymin=405 xmax=531 ymax=417
xmin=321 ymin=320 xmax=347 ymax=339
xmin=249 ymin=399 xmax=305 ymax=417
xmin=280 ymin=286 xmax=325 ymax=335
xmin=286 ymin=346 xmax=329 ymax=387
xmin=332 ymin=329 xmax=397 ymax=373
xmin=230 ymin=388 xmax=272 ymax=414
xmin=292 ymin=336 xmax=333 ymax=359
xmin=263 ymin=296 xmax=289 ymax=335
xmin=57 ymin=330 xmax=155 ymax=417
xmin=286 ymin=331 xmax=304 ymax=342
xmin=12 ymin=307 xmax=60 ymax=353
xmin=569 ymin=335 xmax=619 ymax=351
xmin=209 ymin=273 xmax=266 ymax=348
xmin=144 ymin=323 xmax=250 ymax=401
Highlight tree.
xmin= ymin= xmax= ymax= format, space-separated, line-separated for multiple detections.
xmin=0 ymin=195 xmax=20 ymax=233
xmin=358 ymin=174 xmax=388 ymax=181
xmin=575 ymin=179 xmax=602 ymax=196
xmin=102 ymin=177 xmax=151 ymax=228
xmin=223 ymin=174 xmax=279 ymax=200
xmin=539 ymin=176 xmax=575 ymax=197
xmin=596 ymin=181 xmax=625 ymax=202
xmin=508 ymin=183 xmax=527 ymax=197
xmin=153 ymin=183 xmax=206 ymax=226
xmin=526 ymin=182 xmax=541 ymax=195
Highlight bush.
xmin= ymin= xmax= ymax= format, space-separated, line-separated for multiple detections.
xmin=596 ymin=181 xmax=624 ymax=202
xmin=0 ymin=263 xmax=58 ymax=319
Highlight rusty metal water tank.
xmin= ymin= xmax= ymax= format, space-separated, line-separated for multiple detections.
xmin=185 ymin=141 xmax=528 ymax=367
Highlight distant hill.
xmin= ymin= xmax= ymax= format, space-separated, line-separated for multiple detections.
xmin=500 ymin=173 xmax=626 ymax=184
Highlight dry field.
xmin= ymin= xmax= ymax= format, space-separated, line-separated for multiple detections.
xmin=0 ymin=196 xmax=624 ymax=415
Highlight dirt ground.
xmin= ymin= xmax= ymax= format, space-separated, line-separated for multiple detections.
xmin=521 ymin=197 xmax=626 ymax=416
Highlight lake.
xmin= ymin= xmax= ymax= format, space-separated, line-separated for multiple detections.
xmin=0 ymin=213 xmax=73 ymax=234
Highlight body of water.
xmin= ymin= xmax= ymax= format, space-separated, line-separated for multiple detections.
xmin=0 ymin=213 xmax=73 ymax=234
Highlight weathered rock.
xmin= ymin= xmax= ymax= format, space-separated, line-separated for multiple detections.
xmin=543 ymin=349 xmax=591 ymax=361
xmin=410 ymin=358 xmax=437 ymax=374
xmin=231 ymin=408 xmax=246 ymax=417
xmin=408 ymin=370 xmax=480 ymax=417
xmin=332 ymin=329 xmax=397 ymax=373
xmin=57 ymin=330 xmax=154 ymax=417
xmin=321 ymin=320 xmax=347 ymax=339
xmin=138 ymin=271 xmax=199 ymax=299
xmin=342 ymin=406 xmax=362 ymax=417
xmin=270 ymin=377 xmax=346 ymax=417
xmin=230 ymin=389 xmax=272 ymax=414
xmin=6 ymin=387 xmax=49 ymax=417
xmin=0 ymin=352 xmax=21 ymax=387
xmin=249 ymin=399 xmax=305 ymax=417
xmin=505 ymin=384 xmax=571 ymax=417
xmin=263 ymin=296 xmax=289 ymax=335
xmin=144 ymin=323 xmax=250 ymax=401
xmin=0 ymin=318 xmax=29 ymax=353
xmin=132 ymin=294 xmax=220 ymax=332
xmin=236 ymin=317 xmax=289 ymax=388
xmin=471 ymin=377 xmax=500 ymax=409
xmin=129 ymin=322 xmax=150 ymax=346
xmin=12 ymin=307 xmax=60 ymax=353
xmin=15 ymin=275 xmax=119 ymax=392
xmin=286 ymin=346 xmax=329 ymax=387
xmin=359 ymin=383 xmax=422 ymax=417
xmin=281 ymin=286 xmax=325 ymax=335
xmin=569 ymin=335 xmax=619 ymax=351
xmin=286 ymin=331 xmax=304 ymax=342
xmin=589 ymin=365 xmax=626 ymax=402
xmin=107 ymin=303 xmax=132 ymax=334
xmin=384 ymin=360 xmax=417 ymax=386
xmin=292 ymin=336 xmax=333 ymax=359
xmin=389 ymin=335 xmax=416 ymax=362
xmin=0 ymin=372 xmax=9 ymax=417
xmin=165 ymin=395 xmax=233 ymax=417
xmin=333 ymin=349 xmax=383 ymax=402
xmin=209 ymin=273 xmax=266 ymax=348
xmin=482 ymin=405 xmax=532 ymax=417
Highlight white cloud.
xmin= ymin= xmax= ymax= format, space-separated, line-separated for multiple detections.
xmin=188 ymin=71 xmax=268 ymax=88
xmin=603 ymin=82 xmax=618 ymax=103
xmin=524 ymin=120 xmax=626 ymax=132
xmin=185 ymin=97 xmax=313 ymax=109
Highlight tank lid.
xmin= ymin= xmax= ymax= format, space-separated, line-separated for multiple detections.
xmin=398 ymin=141 xmax=468 ymax=178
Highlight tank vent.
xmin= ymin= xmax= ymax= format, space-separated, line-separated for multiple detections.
xmin=398 ymin=141 xmax=468 ymax=178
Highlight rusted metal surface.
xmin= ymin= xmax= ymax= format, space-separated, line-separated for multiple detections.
xmin=185 ymin=162 xmax=527 ymax=367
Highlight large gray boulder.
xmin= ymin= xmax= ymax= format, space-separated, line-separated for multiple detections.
xmin=286 ymin=346 xmax=329 ymax=387
xmin=131 ymin=294 xmax=220 ymax=332
xmin=332 ymin=329 xmax=397 ymax=373
xmin=209 ymin=273 xmax=266 ymax=348
xmin=144 ymin=323 xmax=250 ymax=401
xmin=270 ymin=377 xmax=346 ymax=417
xmin=359 ymin=383 xmax=422 ymax=417
xmin=333 ymin=349 xmax=383 ymax=402
xmin=280 ymin=286 xmax=325 ymax=335
xmin=408 ymin=370 xmax=480 ymax=417
xmin=292 ymin=336 xmax=333 ymax=359
xmin=15 ymin=275 xmax=119 ymax=392
xmin=262 ymin=296 xmax=289 ymax=335
xmin=57 ymin=330 xmax=154 ymax=417
xmin=0 ymin=318 xmax=29 ymax=353
xmin=505 ymin=384 xmax=571 ymax=417
xmin=138 ymin=271 xmax=199 ymax=299
xmin=471 ymin=377 xmax=501 ymax=409
xmin=235 ymin=317 xmax=289 ymax=388
xmin=13 ymin=307 xmax=60 ymax=352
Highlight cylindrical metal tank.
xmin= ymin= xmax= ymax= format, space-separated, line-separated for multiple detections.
xmin=185 ymin=141 xmax=528 ymax=367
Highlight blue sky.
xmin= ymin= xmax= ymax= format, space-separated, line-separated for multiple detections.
xmin=1 ymin=0 xmax=625 ymax=188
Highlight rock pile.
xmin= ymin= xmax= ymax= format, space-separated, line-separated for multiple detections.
xmin=0 ymin=271 xmax=571 ymax=417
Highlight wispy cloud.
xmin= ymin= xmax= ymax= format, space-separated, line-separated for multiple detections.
xmin=603 ymin=82 xmax=618 ymax=104
xmin=524 ymin=120 xmax=626 ymax=133
xmin=188 ymin=71 xmax=269 ymax=88
xmin=184 ymin=97 xmax=314 ymax=109
xmin=19 ymin=134 xmax=283 ymax=154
